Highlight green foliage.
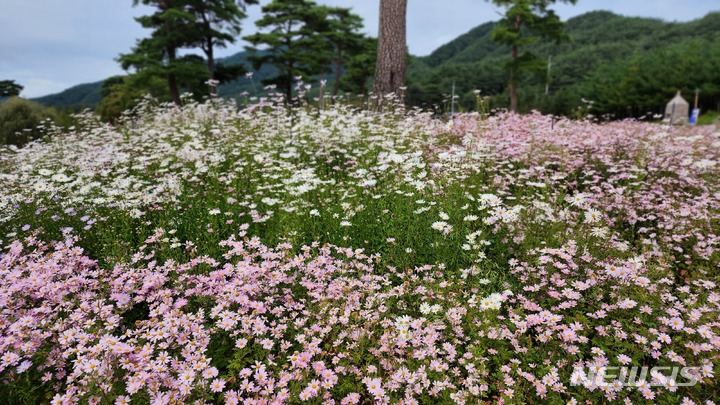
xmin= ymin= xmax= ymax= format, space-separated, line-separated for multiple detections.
xmin=0 ymin=80 xmax=23 ymax=97
xmin=697 ymin=110 xmax=719 ymax=126
xmin=487 ymin=0 xmax=576 ymax=111
xmin=119 ymin=0 xmax=213 ymax=104
xmin=583 ymin=34 xmax=720 ymax=119
xmin=115 ymin=0 xmax=259 ymax=105
xmin=340 ymin=36 xmax=377 ymax=97
xmin=96 ymin=75 xmax=170 ymax=122
xmin=408 ymin=11 xmax=720 ymax=118
xmin=244 ymin=0 xmax=335 ymax=101
xmin=0 ymin=97 xmax=55 ymax=147
xmin=319 ymin=6 xmax=367 ymax=96
xmin=185 ymin=0 xmax=258 ymax=82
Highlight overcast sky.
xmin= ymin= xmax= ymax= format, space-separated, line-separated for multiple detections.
xmin=1 ymin=0 xmax=718 ymax=98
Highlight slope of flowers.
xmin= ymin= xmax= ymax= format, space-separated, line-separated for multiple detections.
xmin=0 ymin=100 xmax=719 ymax=404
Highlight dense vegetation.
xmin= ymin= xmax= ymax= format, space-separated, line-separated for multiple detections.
xmin=0 ymin=98 xmax=56 ymax=147
xmin=408 ymin=11 xmax=720 ymax=117
xmin=1 ymin=97 xmax=719 ymax=404
xmin=32 ymin=82 xmax=104 ymax=109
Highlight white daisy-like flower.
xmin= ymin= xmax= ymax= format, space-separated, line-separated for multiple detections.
xmin=33 ymin=182 xmax=49 ymax=192
xmin=51 ymin=173 xmax=71 ymax=182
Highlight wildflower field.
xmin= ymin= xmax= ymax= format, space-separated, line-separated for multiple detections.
xmin=1 ymin=99 xmax=719 ymax=405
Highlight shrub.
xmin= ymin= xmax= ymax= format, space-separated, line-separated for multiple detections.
xmin=0 ymin=97 xmax=55 ymax=147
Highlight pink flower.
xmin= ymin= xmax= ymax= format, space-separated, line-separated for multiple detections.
xmin=617 ymin=354 xmax=632 ymax=365
xmin=364 ymin=378 xmax=385 ymax=397
xmin=210 ymin=378 xmax=226 ymax=393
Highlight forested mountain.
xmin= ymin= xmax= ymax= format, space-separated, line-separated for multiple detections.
xmin=32 ymin=10 xmax=720 ymax=118
xmin=32 ymin=53 xmax=278 ymax=111
xmin=407 ymin=11 xmax=720 ymax=117
xmin=33 ymin=81 xmax=104 ymax=109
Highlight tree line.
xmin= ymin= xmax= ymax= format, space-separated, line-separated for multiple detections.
xmin=99 ymin=0 xmax=381 ymax=119
xmin=4 ymin=0 xmax=579 ymax=127
xmin=109 ymin=0 xmax=576 ymax=115
xmin=406 ymin=10 xmax=720 ymax=119
xmin=4 ymin=0 xmax=719 ymax=145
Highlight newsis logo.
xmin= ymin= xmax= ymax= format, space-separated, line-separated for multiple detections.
xmin=570 ymin=366 xmax=703 ymax=388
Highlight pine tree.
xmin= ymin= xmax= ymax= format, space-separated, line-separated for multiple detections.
xmin=244 ymin=0 xmax=333 ymax=102
xmin=0 ymin=80 xmax=23 ymax=97
xmin=341 ymin=36 xmax=377 ymax=97
xmin=185 ymin=0 xmax=258 ymax=82
xmin=119 ymin=0 xmax=207 ymax=105
xmin=320 ymin=7 xmax=365 ymax=96
xmin=488 ymin=0 xmax=576 ymax=112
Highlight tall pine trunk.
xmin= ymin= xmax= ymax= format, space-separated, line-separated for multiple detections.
xmin=372 ymin=0 xmax=407 ymax=105
xmin=160 ymin=0 xmax=181 ymax=106
xmin=166 ymin=31 xmax=181 ymax=105
xmin=333 ymin=46 xmax=342 ymax=96
xmin=207 ymin=37 xmax=216 ymax=80
xmin=509 ymin=44 xmax=518 ymax=113
xmin=508 ymin=15 xmax=522 ymax=113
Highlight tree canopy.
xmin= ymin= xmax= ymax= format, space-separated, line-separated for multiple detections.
xmin=244 ymin=0 xmax=365 ymax=102
xmin=487 ymin=0 xmax=576 ymax=112
xmin=0 ymin=80 xmax=23 ymax=98
xmin=118 ymin=0 xmax=256 ymax=105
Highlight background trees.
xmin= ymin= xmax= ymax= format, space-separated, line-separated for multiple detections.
xmin=0 ymin=80 xmax=23 ymax=98
xmin=244 ymin=0 xmax=332 ymax=102
xmin=244 ymin=0 xmax=367 ymax=102
xmin=119 ymin=0 xmax=256 ymax=105
xmin=341 ymin=36 xmax=377 ymax=97
xmin=0 ymin=97 xmax=55 ymax=146
xmin=322 ymin=7 xmax=365 ymax=96
xmin=186 ymin=0 xmax=258 ymax=83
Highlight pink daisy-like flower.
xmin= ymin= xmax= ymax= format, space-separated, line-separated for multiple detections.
xmin=210 ymin=378 xmax=226 ymax=393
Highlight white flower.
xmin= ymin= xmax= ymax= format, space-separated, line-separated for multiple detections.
xmin=431 ymin=221 xmax=452 ymax=235
xmin=395 ymin=315 xmax=412 ymax=331
xmin=51 ymin=173 xmax=71 ymax=182
xmin=419 ymin=302 xmax=432 ymax=315
xmin=583 ymin=208 xmax=601 ymax=224
xmin=590 ymin=227 xmax=608 ymax=238
xmin=569 ymin=193 xmax=587 ymax=206
xmin=33 ymin=182 xmax=49 ymax=192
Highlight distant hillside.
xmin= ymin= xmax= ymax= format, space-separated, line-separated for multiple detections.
xmin=407 ymin=11 xmax=720 ymax=116
xmin=33 ymin=51 xmax=278 ymax=109
xmin=33 ymin=81 xmax=104 ymax=109
xmin=214 ymin=51 xmax=278 ymax=100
